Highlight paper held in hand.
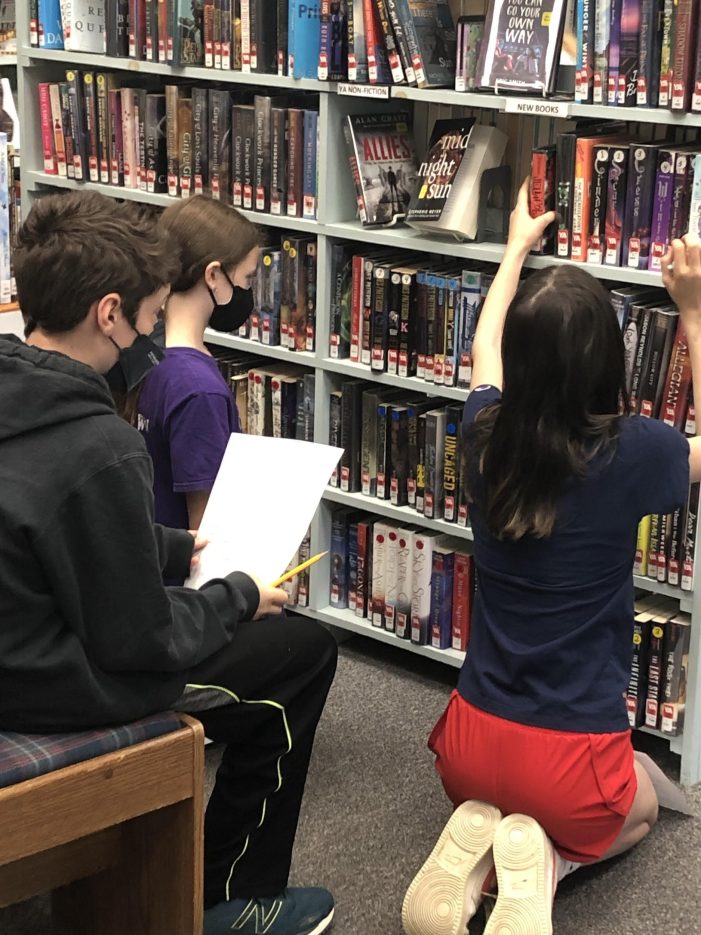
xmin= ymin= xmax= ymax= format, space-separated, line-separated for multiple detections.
xmin=186 ymin=434 xmax=343 ymax=589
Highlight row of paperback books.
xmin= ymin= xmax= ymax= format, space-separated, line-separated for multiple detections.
xmin=38 ymin=76 xmax=320 ymax=215
xmin=329 ymin=508 xmax=475 ymax=652
xmin=209 ymin=345 xmax=316 ymax=441
xmin=634 ymin=486 xmax=699 ymax=591
xmin=329 ymin=385 xmax=468 ymax=525
xmin=626 ymin=595 xmax=690 ymax=734
xmin=533 ymin=125 xmax=701 ymax=269
xmin=575 ymin=0 xmax=701 ymax=114
xmin=328 ymin=243 xmax=493 ymax=387
xmin=234 ymin=235 xmax=317 ymax=351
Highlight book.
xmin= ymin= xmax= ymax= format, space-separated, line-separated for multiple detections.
xmin=394 ymin=526 xmax=415 ymax=639
xmin=345 ymin=112 xmax=418 ymax=227
xmin=648 ymin=147 xmax=677 ymax=272
xmin=660 ymin=612 xmax=692 ymax=735
xmin=637 ymin=0 xmax=662 ymax=105
xmin=670 ymin=0 xmax=697 ymax=111
xmin=407 ymin=123 xmax=507 ymax=241
xmin=411 ymin=531 xmax=449 ymax=644
xmin=604 ymin=144 xmax=629 ymax=266
xmin=593 ymin=0 xmax=611 ymax=102
xmin=476 ymin=0 xmax=567 ymax=92
xmin=530 ymin=145 xmax=556 ymax=254
xmin=430 ymin=545 xmax=455 ymax=649
xmin=622 ymin=142 xmax=659 ymax=269
xmin=451 ymin=550 xmax=473 ymax=652
xmin=371 ymin=521 xmax=390 ymax=627
xmin=575 ymin=0 xmax=595 ymax=101
xmin=588 ymin=144 xmax=611 ymax=264
xmin=405 ymin=0 xmax=456 ymax=88
xmin=347 ymin=0 xmax=369 ymax=82
xmin=626 ymin=596 xmax=658 ymax=727
xmin=66 ymin=0 xmax=106 ymax=52
xmin=617 ymin=0 xmax=639 ymax=106
xmin=383 ymin=526 xmax=400 ymax=631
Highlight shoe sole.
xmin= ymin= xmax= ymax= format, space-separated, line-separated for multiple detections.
xmin=484 ymin=815 xmax=554 ymax=935
xmin=307 ymin=907 xmax=334 ymax=935
xmin=402 ymin=800 xmax=502 ymax=935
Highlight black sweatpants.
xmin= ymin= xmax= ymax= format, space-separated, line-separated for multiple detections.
xmin=180 ymin=615 xmax=338 ymax=910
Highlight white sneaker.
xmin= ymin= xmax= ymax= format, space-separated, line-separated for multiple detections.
xmin=485 ymin=814 xmax=556 ymax=935
xmin=402 ymin=800 xmax=502 ymax=935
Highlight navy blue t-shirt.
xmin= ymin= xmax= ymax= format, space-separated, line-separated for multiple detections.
xmin=457 ymin=385 xmax=690 ymax=733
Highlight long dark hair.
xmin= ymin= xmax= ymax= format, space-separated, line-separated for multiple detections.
xmin=464 ymin=265 xmax=629 ymax=540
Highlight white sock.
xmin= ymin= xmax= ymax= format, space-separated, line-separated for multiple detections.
xmin=555 ymin=853 xmax=583 ymax=882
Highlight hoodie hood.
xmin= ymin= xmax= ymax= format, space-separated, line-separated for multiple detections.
xmin=0 ymin=335 xmax=116 ymax=443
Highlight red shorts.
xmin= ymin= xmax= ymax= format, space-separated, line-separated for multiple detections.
xmin=429 ymin=691 xmax=637 ymax=863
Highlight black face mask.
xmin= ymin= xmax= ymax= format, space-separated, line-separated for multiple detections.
xmin=207 ymin=267 xmax=254 ymax=332
xmin=105 ymin=329 xmax=164 ymax=394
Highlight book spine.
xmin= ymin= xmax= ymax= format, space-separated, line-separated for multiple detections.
xmin=576 ymin=0 xmax=595 ymax=101
xmin=389 ymin=407 xmax=410 ymax=506
xmin=637 ymin=0 xmax=661 ymax=105
xmin=178 ymin=95 xmax=193 ymax=197
xmin=84 ymin=75 xmax=101 ymax=180
xmin=395 ymin=0 xmax=425 ymax=87
xmin=30 ymin=0 xmax=41 ymax=46
xmin=634 ymin=514 xmax=651 ymax=575
xmin=430 ymin=550 xmax=454 ymax=650
xmin=639 ymin=309 xmax=679 ymax=418
xmin=607 ymin=0 xmax=622 ymax=104
xmin=145 ymin=92 xmax=167 ymax=193
xmin=383 ymin=527 xmax=399 ymax=631
xmin=371 ymin=263 xmax=390 ymax=372
xmin=588 ymin=145 xmax=610 ymax=264
xmin=375 ymin=0 xmax=405 ymax=84
xmin=451 ymin=552 xmax=473 ymax=652
xmin=329 ymin=244 xmax=348 ymax=359
xmin=363 ymin=0 xmax=380 ymax=83
xmin=604 ymin=145 xmax=629 ymax=266
xmin=355 ymin=520 xmax=371 ymax=618
xmin=670 ymin=0 xmax=696 ymax=110
xmin=305 ymin=239 xmax=317 ymax=352
xmin=350 ymin=253 xmax=364 ymax=363
xmin=328 ymin=391 xmax=342 ymax=487
xmin=618 ymin=0 xmax=640 ymax=105
xmin=658 ymin=0 xmax=674 ymax=105
xmin=656 ymin=512 xmax=670 ymax=582
xmin=661 ymin=322 xmax=692 ymax=429
xmin=593 ymin=0 xmax=611 ymax=102
xmin=165 ymin=85 xmax=179 ymax=196
xmin=254 ymin=95 xmax=271 ymax=213
xmin=443 ymin=404 xmax=461 ymax=522
xmin=329 ymin=513 xmax=350 ymax=609
xmin=387 ymin=269 xmax=402 ymax=375
xmin=398 ymin=270 xmax=417 ymax=377
xmin=556 ymin=135 xmax=575 ymax=258
xmin=277 ymin=0 xmax=288 ymax=74
xmin=530 ymin=148 xmax=556 ymax=254
xmin=376 ymin=402 xmax=392 ymax=500
xmin=48 ymin=83 xmax=68 ymax=177
xmin=669 ymin=150 xmax=693 ymax=240
xmin=318 ymin=0 xmax=331 ymax=79
xmin=693 ymin=11 xmax=701 ymax=110
xmin=629 ymin=307 xmax=654 ymax=412
xmin=119 ymin=85 xmax=137 ymax=189
xmin=395 ymin=528 xmax=414 ymax=639
xmin=411 ymin=532 xmax=438 ymax=645
xmin=648 ymin=149 xmax=675 ymax=271
xmin=667 ymin=507 xmax=685 ymax=586
xmin=287 ymin=108 xmax=303 ymax=217
xmin=302 ymin=109 xmax=318 ymax=220
xmin=648 ymin=512 xmax=661 ymax=578
xmin=221 ymin=0 xmax=232 ymax=69
xmin=415 ymin=413 xmax=427 ymax=514
xmin=424 ymin=409 xmax=446 ymax=520
xmin=371 ymin=522 xmax=389 ymax=627
xmin=270 ymin=107 xmax=287 ymax=215
xmin=572 ymin=138 xmax=597 ymax=262
xmin=109 ymin=88 xmax=124 ymax=186
xmin=682 ymin=483 xmax=699 ymax=590
xmin=38 ymin=83 xmax=58 ymax=175
xmin=626 ymin=617 xmax=651 ymax=726
xmin=623 ymin=144 xmax=658 ymax=268
xmin=192 ymin=87 xmax=208 ymax=196
xmin=361 ymin=255 xmax=375 ymax=366
xmin=341 ymin=380 xmax=364 ymax=492
xmin=645 ymin=621 xmax=667 ymax=727
xmin=96 ymin=74 xmax=113 ymax=184
xmin=361 ymin=389 xmax=379 ymax=498
xmin=660 ymin=619 xmax=691 ymax=734
xmin=66 ymin=69 xmax=87 ymax=181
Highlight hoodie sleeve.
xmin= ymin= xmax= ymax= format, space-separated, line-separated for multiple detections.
xmin=35 ymin=450 xmax=260 ymax=673
xmin=153 ymin=523 xmax=196 ymax=580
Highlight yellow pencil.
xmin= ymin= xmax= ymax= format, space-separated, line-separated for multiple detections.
xmin=271 ymin=551 xmax=328 ymax=588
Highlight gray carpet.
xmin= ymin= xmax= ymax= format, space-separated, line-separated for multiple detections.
xmin=3 ymin=635 xmax=700 ymax=934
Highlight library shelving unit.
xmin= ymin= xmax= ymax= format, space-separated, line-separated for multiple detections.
xmin=14 ymin=4 xmax=701 ymax=785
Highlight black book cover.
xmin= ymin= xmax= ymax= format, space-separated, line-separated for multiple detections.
xmin=145 ymin=92 xmax=167 ymax=193
xmin=390 ymin=405 xmax=411 ymax=505
xmin=65 ymin=69 xmax=88 ymax=182
xmin=192 ymin=86 xmax=209 ymax=196
xmin=253 ymin=94 xmax=272 ymax=213
xmin=106 ymin=0 xmax=130 ymax=57
xmin=270 ymin=106 xmax=287 ymax=215
xmin=340 ymin=379 xmax=366 ymax=492
xmin=208 ymin=87 xmax=232 ymax=204
xmin=622 ymin=142 xmax=660 ymax=269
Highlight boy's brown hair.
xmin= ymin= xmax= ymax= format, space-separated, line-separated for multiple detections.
xmin=15 ymin=191 xmax=180 ymax=335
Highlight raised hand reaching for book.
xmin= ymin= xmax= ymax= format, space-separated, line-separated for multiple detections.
xmin=469 ymin=178 xmax=555 ymax=391
xmin=661 ymin=235 xmax=701 ymax=325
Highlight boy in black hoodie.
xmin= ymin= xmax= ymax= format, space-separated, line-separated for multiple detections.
xmin=0 ymin=192 xmax=337 ymax=935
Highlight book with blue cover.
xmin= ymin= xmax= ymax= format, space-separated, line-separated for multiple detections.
xmin=39 ymin=0 xmax=65 ymax=48
xmin=290 ymin=0 xmax=322 ymax=78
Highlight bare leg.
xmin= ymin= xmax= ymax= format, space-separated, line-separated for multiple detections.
xmin=597 ymin=759 xmax=659 ymax=861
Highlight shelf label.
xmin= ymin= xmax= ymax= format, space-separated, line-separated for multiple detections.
xmin=338 ymin=82 xmax=390 ymax=100
xmin=504 ymin=98 xmax=570 ymax=118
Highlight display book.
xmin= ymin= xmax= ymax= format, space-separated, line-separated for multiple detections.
xmin=343 ymin=111 xmax=507 ymax=236
xmin=29 ymin=1 xmax=458 ymax=87
xmin=328 ymin=506 xmax=475 ymax=653
xmin=35 ymin=75 xmax=320 ymax=219
xmin=575 ymin=0 xmax=701 ymax=114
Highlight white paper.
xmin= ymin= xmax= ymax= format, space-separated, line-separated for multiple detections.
xmin=186 ymin=434 xmax=343 ymax=589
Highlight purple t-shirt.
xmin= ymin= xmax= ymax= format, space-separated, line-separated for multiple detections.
xmin=137 ymin=347 xmax=240 ymax=530
xmin=458 ymin=385 xmax=690 ymax=734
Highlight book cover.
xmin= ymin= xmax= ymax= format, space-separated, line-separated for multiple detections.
xmin=406 ymin=0 xmax=456 ymax=88
xmin=291 ymin=0 xmax=322 ymax=78
xmin=477 ymin=0 xmax=567 ymax=92
xmin=407 ymin=124 xmax=507 ymax=240
xmin=638 ymin=307 xmax=679 ymax=418
xmin=406 ymin=117 xmax=476 ymax=225
xmin=346 ymin=111 xmax=418 ymax=227
xmin=411 ymin=532 xmax=448 ymax=644
xmin=430 ymin=546 xmax=455 ymax=649
xmin=175 ymin=0 xmax=204 ymax=64
xmin=38 ymin=0 xmax=64 ymax=48
xmin=67 ymin=0 xmax=106 ymax=52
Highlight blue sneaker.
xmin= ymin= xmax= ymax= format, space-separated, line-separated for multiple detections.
xmin=204 ymin=887 xmax=334 ymax=935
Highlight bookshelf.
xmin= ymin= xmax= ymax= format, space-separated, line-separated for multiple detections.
xmin=14 ymin=4 xmax=701 ymax=786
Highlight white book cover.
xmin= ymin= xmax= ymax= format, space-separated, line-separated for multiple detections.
xmin=407 ymin=125 xmax=507 ymax=241
xmin=395 ymin=526 xmax=415 ymax=639
xmin=371 ymin=522 xmax=390 ymax=628
xmin=383 ymin=526 xmax=400 ymax=632
xmin=411 ymin=532 xmax=449 ymax=644
xmin=64 ymin=0 xmax=106 ymax=53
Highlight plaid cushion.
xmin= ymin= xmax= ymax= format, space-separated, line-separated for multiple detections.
xmin=0 ymin=712 xmax=182 ymax=789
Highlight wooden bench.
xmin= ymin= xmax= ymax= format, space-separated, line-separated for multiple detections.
xmin=0 ymin=714 xmax=204 ymax=935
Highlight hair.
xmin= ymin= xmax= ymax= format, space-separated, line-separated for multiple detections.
xmin=464 ymin=265 xmax=629 ymax=541
xmin=15 ymin=191 xmax=179 ymax=336
xmin=160 ymin=195 xmax=261 ymax=293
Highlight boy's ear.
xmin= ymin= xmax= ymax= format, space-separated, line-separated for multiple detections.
xmin=203 ymin=261 xmax=221 ymax=288
xmin=94 ymin=293 xmax=123 ymax=336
